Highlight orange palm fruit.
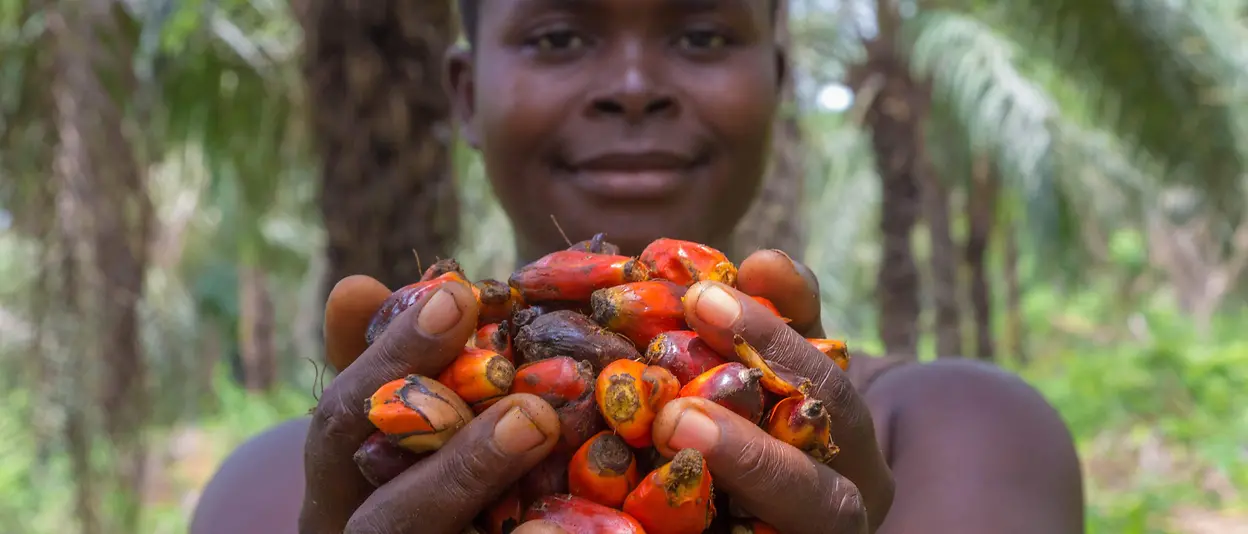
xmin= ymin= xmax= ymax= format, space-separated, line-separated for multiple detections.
xmin=765 ymin=395 xmax=840 ymax=464
xmin=353 ymin=431 xmax=420 ymax=487
xmin=509 ymin=250 xmax=650 ymax=303
xmin=731 ymin=519 xmax=782 ymax=534
xmin=590 ymin=280 xmax=688 ymax=348
xmin=523 ymin=494 xmax=647 ymax=534
xmin=479 ymin=486 xmax=523 ymax=534
xmin=678 ymin=362 xmax=767 ymax=425
xmin=622 ymin=448 xmax=716 ymax=534
xmin=733 ymin=334 xmax=813 ymax=398
xmin=365 ymin=375 xmax=474 ymax=453
xmin=473 ymin=279 xmax=524 ymax=326
xmin=511 ymin=356 xmax=594 ymax=409
xmin=644 ymin=330 xmax=728 ymax=385
xmin=639 ymin=237 xmax=738 ymax=287
xmin=566 ymin=232 xmax=621 ymax=256
xmin=365 ymin=270 xmax=470 ymax=345
xmin=568 ymin=431 xmax=640 ymax=509
xmin=436 ymin=347 xmax=516 ymax=413
xmin=808 ymin=338 xmax=851 ymax=372
xmin=595 ymin=359 xmax=680 ymax=448
xmin=514 ymin=310 xmax=640 ymax=373
xmin=473 ymin=322 xmax=514 ymax=365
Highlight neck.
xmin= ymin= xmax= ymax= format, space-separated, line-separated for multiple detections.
xmin=511 ymin=232 xmax=741 ymax=269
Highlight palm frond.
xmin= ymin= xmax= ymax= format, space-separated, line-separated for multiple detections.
xmin=990 ymin=0 xmax=1248 ymax=219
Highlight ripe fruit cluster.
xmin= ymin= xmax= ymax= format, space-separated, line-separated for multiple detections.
xmin=352 ymin=235 xmax=851 ymax=534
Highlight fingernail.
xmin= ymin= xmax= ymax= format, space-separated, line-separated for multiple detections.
xmin=495 ymin=407 xmax=548 ymax=454
xmin=416 ymin=287 xmax=465 ymax=335
xmin=693 ymin=283 xmax=741 ymax=329
xmin=669 ymin=409 xmax=719 ymax=453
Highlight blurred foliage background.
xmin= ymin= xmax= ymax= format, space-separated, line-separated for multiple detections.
xmin=1 ymin=0 xmax=1246 ymax=532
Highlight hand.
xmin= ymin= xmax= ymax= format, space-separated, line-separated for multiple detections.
xmin=301 ymin=275 xmax=563 ymax=534
xmin=650 ymin=250 xmax=895 ymax=533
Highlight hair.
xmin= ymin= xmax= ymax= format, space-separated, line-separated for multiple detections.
xmin=456 ymin=0 xmax=781 ymax=45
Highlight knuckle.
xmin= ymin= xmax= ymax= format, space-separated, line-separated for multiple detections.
xmin=313 ymin=392 xmax=359 ymax=441
xmin=825 ymin=476 xmax=867 ymax=532
xmin=437 ymin=444 xmax=499 ymax=501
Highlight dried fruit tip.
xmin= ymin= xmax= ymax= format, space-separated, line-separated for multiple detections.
xmin=568 ymin=431 xmax=640 ymax=509
xmin=765 ymin=395 xmax=840 ymax=464
xmin=436 ymin=347 xmax=516 ymax=413
xmin=644 ymin=330 xmax=728 ymax=385
xmin=623 ymin=448 xmax=717 ymax=534
xmin=595 ymin=359 xmax=680 ymax=449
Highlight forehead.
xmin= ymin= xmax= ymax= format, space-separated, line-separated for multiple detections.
xmin=478 ymin=0 xmax=771 ymax=22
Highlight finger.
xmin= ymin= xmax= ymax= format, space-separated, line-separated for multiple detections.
xmin=324 ymin=275 xmax=393 ymax=374
xmin=737 ymin=249 xmax=825 ymax=337
xmin=301 ymin=278 xmax=480 ymax=533
xmin=511 ymin=520 xmax=569 ymax=534
xmin=347 ymin=394 xmax=562 ymax=534
xmin=682 ymin=281 xmax=891 ymax=528
xmin=653 ymin=397 xmax=870 ymax=534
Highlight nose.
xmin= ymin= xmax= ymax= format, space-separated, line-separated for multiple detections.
xmin=586 ymin=42 xmax=677 ymax=122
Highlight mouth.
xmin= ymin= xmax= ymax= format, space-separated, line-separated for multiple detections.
xmin=557 ymin=150 xmax=707 ymax=201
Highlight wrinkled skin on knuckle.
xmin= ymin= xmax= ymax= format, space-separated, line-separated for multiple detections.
xmin=439 ymin=443 xmax=502 ymax=504
xmin=824 ymin=474 xmax=868 ymax=533
xmin=736 ymin=435 xmax=807 ymax=496
xmin=314 ymin=394 xmax=359 ymax=442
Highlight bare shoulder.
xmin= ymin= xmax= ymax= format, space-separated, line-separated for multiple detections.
xmin=190 ymin=416 xmax=312 ymax=534
xmin=861 ymin=358 xmax=1085 ymax=534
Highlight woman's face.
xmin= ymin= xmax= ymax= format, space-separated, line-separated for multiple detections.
xmin=448 ymin=0 xmax=782 ymax=258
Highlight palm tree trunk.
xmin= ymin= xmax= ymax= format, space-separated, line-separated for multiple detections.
xmin=301 ymin=0 xmax=461 ymax=296
xmin=48 ymin=0 xmax=152 ymax=529
xmin=919 ymin=148 xmax=963 ymax=358
xmin=732 ymin=0 xmax=807 ymax=260
xmin=1002 ymin=210 xmax=1025 ymax=363
xmin=966 ymin=156 xmax=997 ymax=360
xmin=238 ymin=264 xmax=277 ymax=391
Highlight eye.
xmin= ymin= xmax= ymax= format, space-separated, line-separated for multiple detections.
xmin=677 ymin=30 xmax=728 ymax=50
xmin=528 ymin=29 xmax=586 ymax=52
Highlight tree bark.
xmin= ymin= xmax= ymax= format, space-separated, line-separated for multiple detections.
xmin=48 ymin=0 xmax=152 ymax=530
xmin=238 ymin=264 xmax=277 ymax=391
xmin=851 ymin=48 xmax=925 ymax=358
xmin=301 ymin=0 xmax=460 ymax=296
xmin=966 ymin=156 xmax=997 ymax=360
xmin=732 ymin=0 xmax=807 ymax=260
xmin=919 ymin=144 xmax=963 ymax=358
xmin=1002 ymin=210 xmax=1025 ymax=363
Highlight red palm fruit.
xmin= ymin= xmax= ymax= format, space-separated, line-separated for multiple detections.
xmin=733 ymin=334 xmax=813 ymax=398
xmin=644 ymin=330 xmax=728 ymax=385
xmin=639 ymin=237 xmax=738 ymax=287
xmin=473 ymin=322 xmax=514 ymax=365
xmin=595 ymin=359 xmax=680 ymax=448
xmin=731 ymin=519 xmax=782 ymax=534
xmin=508 ymin=250 xmax=650 ymax=303
xmin=514 ymin=310 xmax=640 ymax=373
xmin=750 ymin=296 xmax=791 ymax=323
xmin=808 ymin=338 xmax=851 ymax=372
xmin=553 ymin=388 xmax=607 ymax=454
xmin=511 ymin=356 xmax=594 ymax=409
xmin=566 ymin=232 xmax=622 ymax=256
xmin=365 ymin=375 xmax=474 ymax=453
xmin=678 ymin=362 xmax=767 ymax=425
xmin=567 ymin=431 xmax=640 ymax=509
xmin=765 ymin=395 xmax=840 ymax=464
xmin=365 ymin=271 xmax=470 ymax=345
xmin=519 ymin=453 xmax=572 ymax=509
xmin=473 ymin=279 xmax=524 ymax=326
xmin=590 ymin=280 xmax=688 ymax=348
xmin=436 ymin=347 xmax=515 ymax=413
xmin=623 ymin=448 xmax=716 ymax=534
xmin=353 ymin=431 xmax=421 ymax=487
xmin=479 ymin=486 xmax=523 ymax=534
xmin=523 ymin=494 xmax=646 ymax=534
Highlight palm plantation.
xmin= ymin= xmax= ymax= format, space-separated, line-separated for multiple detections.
xmin=0 ymin=0 xmax=1245 ymax=531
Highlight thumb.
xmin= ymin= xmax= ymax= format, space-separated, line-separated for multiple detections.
xmin=324 ymin=275 xmax=392 ymax=374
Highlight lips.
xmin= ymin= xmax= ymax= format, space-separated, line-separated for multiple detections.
xmin=560 ymin=150 xmax=703 ymax=201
